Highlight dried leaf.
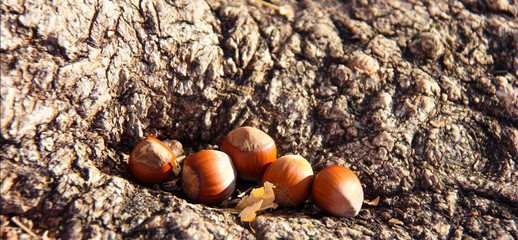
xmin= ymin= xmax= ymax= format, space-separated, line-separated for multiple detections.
xmin=238 ymin=199 xmax=263 ymax=222
xmin=235 ymin=181 xmax=276 ymax=210
xmin=364 ymin=196 xmax=380 ymax=206
xmin=172 ymin=155 xmax=186 ymax=176
xmin=227 ymin=181 xmax=277 ymax=222
xmin=235 ymin=187 xmax=263 ymax=210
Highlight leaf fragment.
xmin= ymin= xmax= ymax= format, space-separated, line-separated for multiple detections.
xmin=228 ymin=181 xmax=278 ymax=222
xmin=364 ymin=196 xmax=380 ymax=206
xmin=238 ymin=199 xmax=263 ymax=222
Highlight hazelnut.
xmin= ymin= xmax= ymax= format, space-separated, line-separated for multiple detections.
xmin=182 ymin=150 xmax=237 ymax=205
xmin=128 ymin=137 xmax=176 ymax=185
xmin=221 ymin=126 xmax=277 ymax=182
xmin=262 ymin=155 xmax=314 ymax=207
xmin=312 ymin=165 xmax=364 ymax=217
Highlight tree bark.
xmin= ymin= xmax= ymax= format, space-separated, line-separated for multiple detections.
xmin=1 ymin=0 xmax=517 ymax=239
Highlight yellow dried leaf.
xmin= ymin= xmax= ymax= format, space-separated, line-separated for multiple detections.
xmin=235 ymin=189 xmax=261 ymax=210
xmin=259 ymin=181 xmax=275 ymax=209
xmin=230 ymin=182 xmax=277 ymax=222
xmin=239 ymin=199 xmax=263 ymax=222
xmin=235 ymin=181 xmax=276 ymax=210
xmin=364 ymin=196 xmax=380 ymax=206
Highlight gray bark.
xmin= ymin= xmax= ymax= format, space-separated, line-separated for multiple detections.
xmin=1 ymin=0 xmax=517 ymax=239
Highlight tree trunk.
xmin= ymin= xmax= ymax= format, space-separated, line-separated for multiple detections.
xmin=1 ymin=0 xmax=517 ymax=239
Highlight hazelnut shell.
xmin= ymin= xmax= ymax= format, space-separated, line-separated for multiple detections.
xmin=221 ymin=126 xmax=277 ymax=182
xmin=262 ymin=155 xmax=314 ymax=207
xmin=128 ymin=137 xmax=176 ymax=185
xmin=312 ymin=165 xmax=364 ymax=218
xmin=182 ymin=150 xmax=237 ymax=205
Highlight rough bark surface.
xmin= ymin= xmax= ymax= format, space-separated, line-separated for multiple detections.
xmin=1 ymin=0 xmax=518 ymax=239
